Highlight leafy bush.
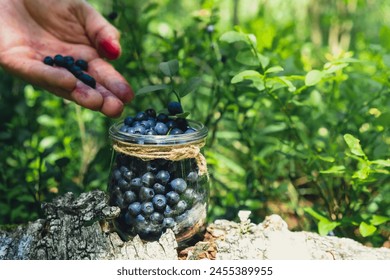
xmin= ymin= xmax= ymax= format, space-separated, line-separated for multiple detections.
xmin=0 ymin=0 xmax=389 ymax=246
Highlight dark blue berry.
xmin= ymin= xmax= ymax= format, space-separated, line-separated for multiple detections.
xmin=114 ymin=195 xmax=126 ymax=209
xmin=145 ymin=108 xmax=157 ymax=118
xmin=124 ymin=212 xmax=135 ymax=225
xmin=119 ymin=125 xmax=129 ymax=133
xmin=54 ymin=54 xmax=65 ymax=67
xmin=123 ymin=191 xmax=137 ymax=203
xmin=163 ymin=205 xmax=174 ymax=217
xmin=124 ymin=116 xmax=134 ymax=126
xmin=135 ymin=214 xmax=146 ymax=224
xmin=69 ymin=65 xmax=83 ymax=78
xmin=141 ymin=202 xmax=154 ymax=216
xmin=75 ymin=59 xmax=88 ymax=71
xmin=175 ymin=118 xmax=188 ymax=130
xmin=141 ymin=172 xmax=155 ymax=186
xmin=155 ymin=122 xmax=169 ymax=135
xmin=130 ymin=177 xmax=143 ymax=191
xmin=118 ymin=179 xmax=130 ymax=191
xmin=79 ymin=73 xmax=96 ymax=88
xmin=139 ymin=187 xmax=155 ymax=201
xmin=185 ymin=128 xmax=196 ymax=134
xmin=156 ymin=170 xmax=170 ymax=185
xmin=175 ymin=200 xmax=188 ymax=215
xmin=166 ymin=120 xmax=177 ymax=129
xmin=187 ymin=171 xmax=198 ymax=183
xmin=167 ymin=101 xmax=183 ymax=115
xmin=157 ymin=113 xmax=169 ymax=123
xmin=133 ymin=125 xmax=146 ymax=135
xmin=135 ymin=111 xmax=147 ymax=121
xmin=43 ymin=56 xmax=54 ymax=66
xmin=128 ymin=202 xmax=142 ymax=216
xmin=145 ymin=129 xmax=157 ymax=135
xmin=112 ymin=169 xmax=122 ymax=181
xmin=63 ymin=56 xmax=75 ymax=68
xmin=163 ymin=217 xmax=175 ymax=228
xmin=166 ymin=191 xmax=180 ymax=205
xmin=150 ymin=212 xmax=164 ymax=224
xmin=170 ymin=178 xmax=187 ymax=193
xmin=153 ymin=183 xmax=166 ymax=195
xmin=152 ymin=194 xmax=167 ymax=211
xmin=123 ymin=170 xmax=134 ymax=181
xmin=169 ymin=128 xmax=183 ymax=135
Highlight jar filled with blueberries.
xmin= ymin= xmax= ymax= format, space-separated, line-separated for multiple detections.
xmin=107 ymin=104 xmax=209 ymax=245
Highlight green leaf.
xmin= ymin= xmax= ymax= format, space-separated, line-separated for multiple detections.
xmin=370 ymin=215 xmax=390 ymax=226
xmin=370 ymin=159 xmax=390 ymax=167
xmin=319 ymin=165 xmax=346 ymax=174
xmin=159 ymin=59 xmax=179 ymax=77
xmin=175 ymin=112 xmax=190 ymax=118
xmin=343 ymin=134 xmax=366 ymax=157
xmin=359 ymin=222 xmax=377 ymax=237
xmin=179 ymin=77 xmax=202 ymax=97
xmin=220 ymin=31 xmax=248 ymax=44
xmin=265 ymin=66 xmax=284 ymax=74
xmin=305 ymin=70 xmax=325 ymax=86
xmin=303 ymin=207 xmax=328 ymax=222
xmin=235 ymin=51 xmax=259 ymax=66
xmin=231 ymin=70 xmax=262 ymax=84
xmin=136 ymin=84 xmax=169 ymax=96
xmin=317 ymin=155 xmax=336 ymax=163
xmin=318 ymin=220 xmax=340 ymax=236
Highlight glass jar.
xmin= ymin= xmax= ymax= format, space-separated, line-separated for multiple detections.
xmin=107 ymin=120 xmax=209 ymax=245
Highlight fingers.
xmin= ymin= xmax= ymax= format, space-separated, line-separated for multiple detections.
xmin=81 ymin=2 xmax=121 ymax=60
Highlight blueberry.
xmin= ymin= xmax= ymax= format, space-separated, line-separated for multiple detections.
xmin=175 ymin=118 xmax=188 ymax=130
xmin=150 ymin=212 xmax=164 ymax=224
xmin=169 ymin=128 xmax=183 ymax=135
xmin=75 ymin=59 xmax=88 ymax=71
xmin=157 ymin=113 xmax=169 ymax=123
xmin=153 ymin=183 xmax=166 ymax=195
xmin=156 ymin=170 xmax=170 ymax=185
xmin=145 ymin=108 xmax=157 ymax=118
xmin=135 ymin=214 xmax=146 ymax=224
xmin=166 ymin=120 xmax=177 ymax=129
xmin=146 ymin=162 xmax=158 ymax=173
xmin=141 ymin=172 xmax=155 ymax=186
xmin=185 ymin=128 xmax=196 ymax=134
xmin=145 ymin=129 xmax=157 ymax=135
xmin=130 ymin=177 xmax=143 ymax=191
xmin=112 ymin=169 xmax=122 ymax=181
xmin=135 ymin=111 xmax=147 ymax=121
xmin=69 ymin=65 xmax=83 ymax=78
xmin=127 ymin=127 xmax=136 ymax=134
xmin=79 ymin=73 xmax=96 ymax=88
xmin=155 ymin=122 xmax=169 ymax=135
xmin=127 ymin=202 xmax=142 ymax=216
xmin=120 ymin=166 xmax=129 ymax=174
xmin=139 ymin=187 xmax=155 ymax=201
xmin=141 ymin=202 xmax=154 ymax=216
xmin=170 ymin=178 xmax=187 ymax=193
xmin=175 ymin=200 xmax=188 ymax=215
xmin=163 ymin=205 xmax=174 ymax=217
xmin=133 ymin=125 xmax=146 ymax=135
xmin=114 ymin=195 xmax=126 ymax=209
xmin=152 ymin=194 xmax=167 ymax=211
xmin=124 ymin=116 xmax=134 ymax=126
xmin=43 ymin=56 xmax=54 ymax=66
xmin=53 ymin=54 xmax=65 ymax=67
xmin=167 ymin=101 xmax=183 ymax=115
xmin=187 ymin=171 xmax=198 ymax=183
xmin=123 ymin=191 xmax=137 ymax=203
xmin=162 ymin=217 xmax=175 ymax=228
xmin=166 ymin=191 xmax=180 ymax=206
xmin=123 ymin=170 xmax=134 ymax=181
xmin=118 ymin=179 xmax=130 ymax=191
xmin=140 ymin=120 xmax=151 ymax=129
xmin=63 ymin=56 xmax=75 ymax=68
xmin=107 ymin=11 xmax=118 ymax=20
xmin=182 ymin=188 xmax=196 ymax=206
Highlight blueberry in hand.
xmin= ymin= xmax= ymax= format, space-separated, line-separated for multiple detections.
xmin=152 ymin=194 xmax=167 ymax=211
xmin=167 ymin=101 xmax=183 ymax=115
xmin=128 ymin=202 xmax=142 ymax=216
xmin=170 ymin=178 xmax=187 ymax=193
xmin=79 ymin=73 xmax=96 ymax=88
xmin=69 ymin=65 xmax=83 ymax=78
xmin=63 ymin=56 xmax=75 ymax=68
xmin=75 ymin=59 xmax=88 ymax=71
xmin=53 ymin=54 xmax=65 ymax=67
xmin=43 ymin=56 xmax=54 ymax=66
xmin=139 ymin=187 xmax=155 ymax=201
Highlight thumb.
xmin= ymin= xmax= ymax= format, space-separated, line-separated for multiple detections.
xmin=82 ymin=2 xmax=121 ymax=60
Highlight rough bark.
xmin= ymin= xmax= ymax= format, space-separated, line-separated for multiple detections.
xmin=0 ymin=191 xmax=389 ymax=260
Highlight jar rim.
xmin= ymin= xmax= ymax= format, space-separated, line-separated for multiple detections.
xmin=109 ymin=119 xmax=208 ymax=145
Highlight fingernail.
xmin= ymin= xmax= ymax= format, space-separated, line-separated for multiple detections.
xmin=99 ymin=39 xmax=120 ymax=60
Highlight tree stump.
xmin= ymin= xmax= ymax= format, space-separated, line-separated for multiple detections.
xmin=0 ymin=190 xmax=389 ymax=260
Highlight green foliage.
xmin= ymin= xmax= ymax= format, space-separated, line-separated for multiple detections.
xmin=0 ymin=0 xmax=389 ymax=246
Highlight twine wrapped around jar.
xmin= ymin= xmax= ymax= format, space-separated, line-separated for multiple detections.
xmin=112 ymin=138 xmax=208 ymax=176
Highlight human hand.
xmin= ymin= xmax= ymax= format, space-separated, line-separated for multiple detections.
xmin=0 ymin=0 xmax=134 ymax=117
